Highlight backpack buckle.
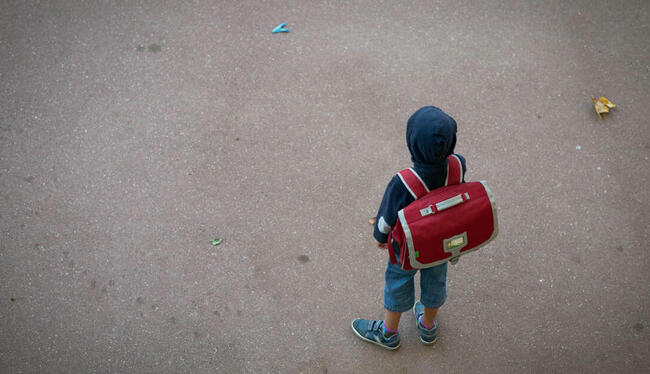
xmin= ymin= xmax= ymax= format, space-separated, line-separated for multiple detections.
xmin=420 ymin=206 xmax=434 ymax=216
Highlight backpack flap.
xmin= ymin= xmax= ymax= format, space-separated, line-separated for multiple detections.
xmin=398 ymin=180 xmax=498 ymax=269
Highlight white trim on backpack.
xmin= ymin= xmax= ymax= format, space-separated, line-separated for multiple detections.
xmin=444 ymin=163 xmax=450 ymax=186
xmin=448 ymin=154 xmax=464 ymax=184
xmin=409 ymin=168 xmax=430 ymax=193
xmin=397 ymin=208 xmax=415 ymax=264
xmin=397 ymin=171 xmax=418 ymax=200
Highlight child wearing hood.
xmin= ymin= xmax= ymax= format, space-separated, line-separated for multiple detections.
xmin=351 ymin=106 xmax=466 ymax=350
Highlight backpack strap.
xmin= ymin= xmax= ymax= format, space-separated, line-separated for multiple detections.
xmin=387 ymin=231 xmax=398 ymax=265
xmin=445 ymin=155 xmax=464 ymax=186
xmin=397 ymin=168 xmax=429 ymax=199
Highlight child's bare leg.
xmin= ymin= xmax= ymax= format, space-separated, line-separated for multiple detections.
xmin=421 ymin=307 xmax=438 ymax=327
xmin=384 ymin=309 xmax=402 ymax=331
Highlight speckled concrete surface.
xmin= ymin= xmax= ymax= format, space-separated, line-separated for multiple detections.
xmin=1 ymin=0 xmax=648 ymax=373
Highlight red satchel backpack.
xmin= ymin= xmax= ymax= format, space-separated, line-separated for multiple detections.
xmin=387 ymin=155 xmax=498 ymax=270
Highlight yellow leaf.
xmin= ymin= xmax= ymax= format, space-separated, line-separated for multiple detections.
xmin=592 ymin=96 xmax=616 ymax=118
xmin=601 ymin=97 xmax=616 ymax=108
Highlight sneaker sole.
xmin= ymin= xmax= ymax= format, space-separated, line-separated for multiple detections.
xmin=350 ymin=320 xmax=400 ymax=351
xmin=419 ymin=336 xmax=438 ymax=345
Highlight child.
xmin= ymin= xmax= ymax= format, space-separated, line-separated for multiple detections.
xmin=351 ymin=106 xmax=466 ymax=350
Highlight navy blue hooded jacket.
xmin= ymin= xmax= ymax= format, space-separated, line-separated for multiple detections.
xmin=373 ymin=106 xmax=467 ymax=244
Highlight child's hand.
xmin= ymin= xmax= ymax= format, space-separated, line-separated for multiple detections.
xmin=376 ymin=242 xmax=388 ymax=250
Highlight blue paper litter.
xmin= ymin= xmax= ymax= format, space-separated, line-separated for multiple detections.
xmin=272 ymin=23 xmax=290 ymax=33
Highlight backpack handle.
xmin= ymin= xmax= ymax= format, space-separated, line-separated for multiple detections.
xmin=436 ymin=192 xmax=470 ymax=212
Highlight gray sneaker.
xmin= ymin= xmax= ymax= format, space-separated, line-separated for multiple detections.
xmin=413 ymin=301 xmax=438 ymax=345
xmin=351 ymin=319 xmax=401 ymax=351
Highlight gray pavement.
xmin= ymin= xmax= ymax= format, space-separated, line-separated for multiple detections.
xmin=1 ymin=0 xmax=649 ymax=373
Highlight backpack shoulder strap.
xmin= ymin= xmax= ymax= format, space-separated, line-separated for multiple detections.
xmin=397 ymin=168 xmax=429 ymax=199
xmin=445 ymin=154 xmax=464 ymax=186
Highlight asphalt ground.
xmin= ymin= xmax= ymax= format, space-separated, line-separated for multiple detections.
xmin=1 ymin=1 xmax=649 ymax=373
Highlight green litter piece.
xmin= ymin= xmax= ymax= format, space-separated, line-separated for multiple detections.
xmin=210 ymin=238 xmax=222 ymax=246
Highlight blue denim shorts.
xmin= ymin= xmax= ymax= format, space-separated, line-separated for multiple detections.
xmin=384 ymin=245 xmax=448 ymax=313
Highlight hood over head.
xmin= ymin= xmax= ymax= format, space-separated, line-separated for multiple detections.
xmin=406 ymin=106 xmax=457 ymax=168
